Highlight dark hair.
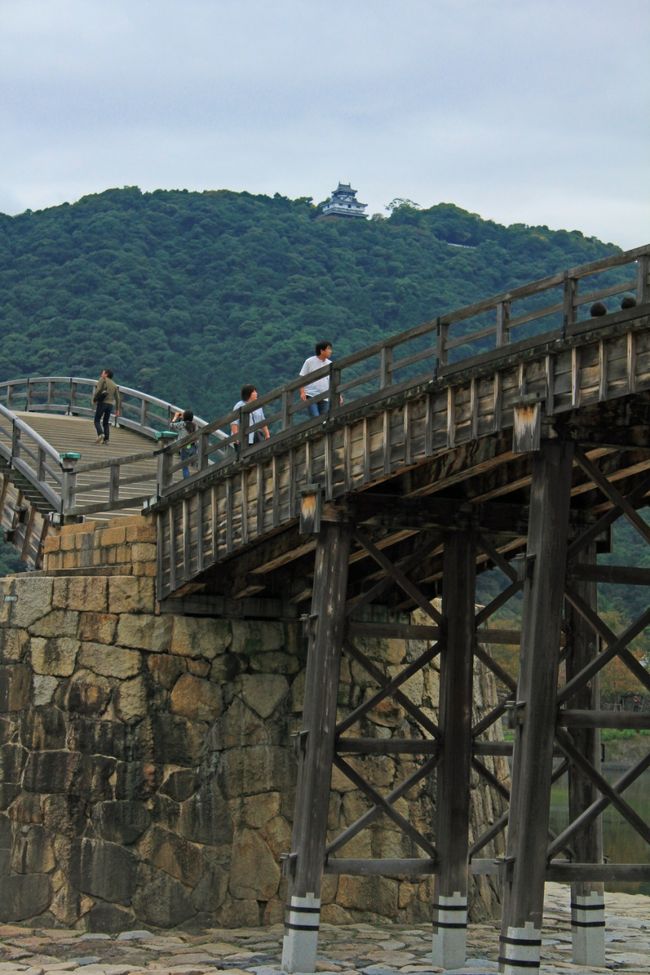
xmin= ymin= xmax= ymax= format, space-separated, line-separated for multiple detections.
xmin=315 ymin=340 xmax=332 ymax=356
xmin=621 ymin=295 xmax=637 ymax=309
xmin=182 ymin=410 xmax=194 ymax=421
xmin=104 ymin=368 xmax=114 ymax=378
xmin=240 ymin=384 xmax=256 ymax=401
xmin=590 ymin=302 xmax=607 ymax=317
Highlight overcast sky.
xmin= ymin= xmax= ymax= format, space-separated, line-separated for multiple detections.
xmin=1 ymin=0 xmax=648 ymax=248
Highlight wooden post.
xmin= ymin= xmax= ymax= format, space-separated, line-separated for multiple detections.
xmin=499 ymin=439 xmax=574 ymax=974
xmin=432 ymin=528 xmax=476 ymax=969
xmin=565 ymin=543 xmax=605 ymax=966
xmin=60 ymin=452 xmax=81 ymax=521
xmin=281 ymin=519 xmax=351 ymax=974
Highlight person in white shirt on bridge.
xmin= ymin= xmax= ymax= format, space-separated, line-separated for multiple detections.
xmin=231 ymin=384 xmax=270 ymax=452
xmin=299 ymin=341 xmax=333 ymax=417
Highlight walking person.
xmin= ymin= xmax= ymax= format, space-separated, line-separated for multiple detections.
xmin=231 ymin=385 xmax=270 ymax=454
xmin=170 ymin=409 xmax=198 ymax=478
xmin=92 ymin=368 xmax=121 ymax=443
xmin=299 ymin=341 xmax=333 ymax=417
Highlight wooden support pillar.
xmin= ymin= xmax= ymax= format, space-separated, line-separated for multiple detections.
xmin=432 ymin=529 xmax=476 ymax=970
xmin=499 ymin=440 xmax=574 ymax=974
xmin=565 ymin=543 xmax=605 ymax=967
xmin=282 ymin=520 xmax=352 ymax=974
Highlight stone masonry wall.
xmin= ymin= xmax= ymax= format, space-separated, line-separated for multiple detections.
xmin=0 ymin=517 xmax=507 ymax=930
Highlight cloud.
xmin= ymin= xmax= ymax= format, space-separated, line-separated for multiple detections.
xmin=1 ymin=0 xmax=648 ymax=247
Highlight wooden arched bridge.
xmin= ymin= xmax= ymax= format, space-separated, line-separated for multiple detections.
xmin=1 ymin=244 xmax=649 ymax=974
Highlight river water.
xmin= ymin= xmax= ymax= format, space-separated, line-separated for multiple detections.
xmin=549 ymin=767 xmax=650 ymax=896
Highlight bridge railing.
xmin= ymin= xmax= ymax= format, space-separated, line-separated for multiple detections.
xmin=0 ymin=376 xmax=208 ymax=438
xmin=0 ymin=404 xmax=65 ymax=510
xmin=157 ymin=244 xmax=649 ymax=494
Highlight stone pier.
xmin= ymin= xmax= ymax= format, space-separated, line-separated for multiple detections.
xmin=0 ymin=516 xmax=508 ymax=930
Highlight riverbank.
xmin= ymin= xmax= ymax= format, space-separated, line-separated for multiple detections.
xmin=0 ymin=883 xmax=647 ymax=975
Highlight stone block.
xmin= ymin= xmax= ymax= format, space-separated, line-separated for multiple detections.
xmin=0 ymin=815 xmax=11 ymax=848
xmin=66 ymin=716 xmax=128 ymax=760
xmin=336 ymin=874 xmax=399 ymax=915
xmin=186 ymin=658 xmax=211 ymax=677
xmin=52 ymin=577 xmax=108 ymax=613
xmin=11 ymin=824 xmax=55 ymax=874
xmin=79 ymin=837 xmax=137 ymax=904
xmin=125 ymin=522 xmax=156 ymax=543
xmin=114 ymin=676 xmax=148 ymax=723
xmin=21 ymin=706 xmax=66 ymax=750
xmin=230 ymin=619 xmax=285 ymax=655
xmin=0 ymin=628 xmax=29 ymax=663
xmin=260 ymin=813 xmax=292 ymax=859
xmin=170 ymin=673 xmax=222 ymax=721
xmin=0 ymin=664 xmax=31 ymax=711
xmin=248 ymin=651 xmax=301 ymax=674
xmin=0 ymin=785 xmax=20 ymax=810
xmin=33 ymin=674 xmax=58 ymax=706
xmin=99 ymin=526 xmax=126 ymax=547
xmin=49 ymin=883 xmax=81 ymax=927
xmin=177 ymin=782 xmax=233 ymax=845
xmin=159 ymin=769 xmax=199 ymax=802
xmin=219 ymin=745 xmax=291 ymax=800
xmin=78 ymin=612 xmax=118 ymax=645
xmin=148 ymin=825 xmax=203 ymax=886
xmin=134 ymin=560 xmax=156 ymax=577
xmin=191 ymin=861 xmax=229 ymax=913
xmin=86 ymin=901 xmax=135 ymax=933
xmin=170 ymin=616 xmax=231 ymax=659
xmin=23 ymin=749 xmax=83 ymax=795
xmin=0 ymin=873 xmax=51 ymax=921
xmin=64 ymin=670 xmax=113 ymax=716
xmin=92 ymin=800 xmax=151 ymax=844
xmin=89 ymin=754 xmax=117 ymax=802
xmin=7 ymin=794 xmax=43 ymax=825
xmin=5 ymin=577 xmax=53 ymax=627
xmin=130 ymin=542 xmax=156 ymax=562
xmin=149 ymin=713 xmax=207 ymax=766
xmin=239 ymin=674 xmax=289 ymax=720
xmin=114 ymin=761 xmax=161 ymax=801
xmin=0 ymin=743 xmax=27 ymax=783
xmin=229 ymin=829 xmax=280 ymax=900
xmin=242 ymin=792 xmax=281 ymax=828
xmin=31 ymin=636 xmax=79 ymax=677
xmin=116 ymin=614 xmax=172 ymax=652
xmin=132 ymin=864 xmax=196 ymax=927
xmin=146 ymin=653 xmax=185 ymax=689
xmin=43 ymin=533 xmax=61 ymax=553
xmin=79 ymin=642 xmax=142 ymax=679
xmin=42 ymin=794 xmax=87 ymax=838
xmin=108 ymin=577 xmax=155 ymax=614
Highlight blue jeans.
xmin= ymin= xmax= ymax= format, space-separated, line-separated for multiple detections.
xmin=306 ymin=397 xmax=329 ymax=418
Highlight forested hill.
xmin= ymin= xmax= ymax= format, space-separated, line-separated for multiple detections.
xmin=0 ymin=187 xmax=622 ymax=418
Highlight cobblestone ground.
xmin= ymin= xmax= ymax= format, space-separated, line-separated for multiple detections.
xmin=0 ymin=886 xmax=648 ymax=975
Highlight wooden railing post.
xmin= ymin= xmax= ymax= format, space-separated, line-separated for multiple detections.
xmin=156 ymin=431 xmax=177 ymax=494
xmin=379 ymin=346 xmax=393 ymax=388
xmin=496 ymin=300 xmax=511 ymax=347
xmin=329 ymin=365 xmax=341 ymax=413
xmin=563 ymin=274 xmax=577 ymax=333
xmin=636 ymin=254 xmax=650 ymax=305
xmin=10 ymin=421 xmax=21 ymax=461
xmin=60 ymin=452 xmax=80 ymax=521
xmin=437 ymin=318 xmax=448 ymax=368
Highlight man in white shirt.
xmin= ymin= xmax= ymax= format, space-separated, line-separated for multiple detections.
xmin=231 ymin=385 xmax=270 ymax=449
xmin=299 ymin=341 xmax=333 ymax=417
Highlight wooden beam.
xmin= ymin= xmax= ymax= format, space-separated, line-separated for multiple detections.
xmin=499 ymin=439 xmax=574 ymax=970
